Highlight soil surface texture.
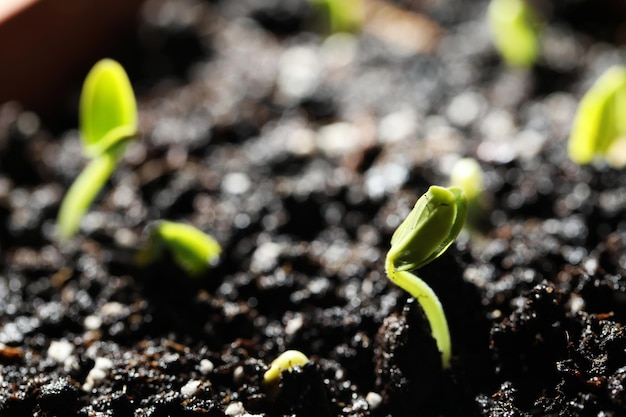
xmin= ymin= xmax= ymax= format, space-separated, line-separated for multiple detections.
xmin=2 ymin=0 xmax=626 ymax=416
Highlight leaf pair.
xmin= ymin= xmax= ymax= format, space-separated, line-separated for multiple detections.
xmin=135 ymin=221 xmax=222 ymax=277
xmin=568 ymin=65 xmax=626 ymax=166
xmin=56 ymin=59 xmax=138 ymax=240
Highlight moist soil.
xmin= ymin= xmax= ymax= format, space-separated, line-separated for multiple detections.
xmin=2 ymin=0 xmax=626 ymax=416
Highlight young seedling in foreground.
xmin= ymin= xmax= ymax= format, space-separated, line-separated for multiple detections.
xmin=385 ymin=186 xmax=467 ymax=369
xmin=487 ymin=0 xmax=541 ymax=68
xmin=56 ymin=58 xmax=138 ymax=240
xmin=135 ymin=221 xmax=222 ymax=277
xmin=568 ymin=65 xmax=626 ymax=167
xmin=263 ymin=349 xmax=309 ymax=396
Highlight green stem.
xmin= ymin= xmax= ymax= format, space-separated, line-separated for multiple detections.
xmin=385 ymin=255 xmax=451 ymax=369
xmin=56 ymin=152 xmax=117 ymax=240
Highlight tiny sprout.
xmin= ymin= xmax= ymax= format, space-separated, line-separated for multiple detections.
xmin=79 ymin=58 xmax=138 ymax=158
xmin=488 ymin=0 xmax=541 ymax=68
xmin=135 ymin=221 xmax=222 ymax=277
xmin=385 ymin=186 xmax=467 ymax=368
xmin=309 ymin=0 xmax=365 ymax=34
xmin=568 ymin=65 xmax=626 ymax=166
xmin=263 ymin=350 xmax=309 ymax=390
xmin=56 ymin=59 xmax=138 ymax=240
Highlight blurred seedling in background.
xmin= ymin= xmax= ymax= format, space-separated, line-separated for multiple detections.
xmin=449 ymin=157 xmax=487 ymax=230
xmin=309 ymin=0 xmax=365 ymax=34
xmin=262 ymin=350 xmax=309 ymax=397
xmin=385 ymin=186 xmax=467 ymax=369
xmin=488 ymin=0 xmax=542 ymax=68
xmin=568 ymin=65 xmax=626 ymax=168
xmin=56 ymin=59 xmax=138 ymax=240
xmin=135 ymin=221 xmax=222 ymax=277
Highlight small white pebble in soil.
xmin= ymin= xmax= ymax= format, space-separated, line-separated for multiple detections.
xmin=364 ymin=163 xmax=409 ymax=200
xmin=47 ymin=339 xmax=74 ymax=364
xmin=221 ymin=172 xmax=251 ymax=195
xmin=479 ymin=109 xmax=516 ymax=141
xmin=82 ymin=357 xmax=114 ymax=392
xmin=514 ymin=129 xmax=546 ymax=160
xmin=446 ymin=90 xmax=485 ymax=127
xmin=284 ymin=314 xmax=304 ymax=336
xmin=64 ymin=356 xmax=79 ymax=372
xmin=100 ymin=301 xmax=128 ymax=320
xmin=16 ymin=111 xmax=40 ymax=136
xmin=285 ymin=126 xmax=316 ymax=156
xmin=250 ymin=241 xmax=282 ymax=274
xmin=233 ymin=365 xmax=245 ymax=384
xmin=84 ymin=315 xmax=102 ymax=331
xmin=224 ymin=401 xmax=246 ymax=416
xmin=378 ymin=108 xmax=419 ymax=143
xmin=366 ymin=392 xmax=383 ymax=409
xmin=276 ymin=44 xmax=322 ymax=101
xmin=568 ymin=293 xmax=585 ymax=314
xmin=199 ymin=359 xmax=215 ymax=374
xmin=180 ymin=379 xmax=202 ymax=398
xmin=320 ymin=32 xmax=358 ymax=70
xmin=114 ymin=227 xmax=138 ymax=248
xmin=316 ymin=122 xmax=361 ymax=157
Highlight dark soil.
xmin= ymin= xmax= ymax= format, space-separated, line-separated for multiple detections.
xmin=2 ymin=0 xmax=626 ymax=416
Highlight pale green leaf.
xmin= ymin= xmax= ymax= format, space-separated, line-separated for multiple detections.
xmin=488 ymin=0 xmax=541 ymax=68
xmin=80 ymin=59 xmax=138 ymax=158
xmin=568 ymin=65 xmax=626 ymax=164
xmin=389 ymin=186 xmax=467 ymax=272
xmin=310 ymin=0 xmax=364 ymax=34
xmin=138 ymin=221 xmax=222 ymax=277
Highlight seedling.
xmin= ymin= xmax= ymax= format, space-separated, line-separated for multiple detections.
xmin=135 ymin=221 xmax=222 ymax=277
xmin=385 ymin=186 xmax=467 ymax=368
xmin=309 ymin=0 xmax=365 ymax=34
xmin=487 ymin=0 xmax=541 ymax=68
xmin=56 ymin=59 xmax=138 ymax=240
xmin=263 ymin=350 xmax=309 ymax=395
xmin=568 ymin=65 xmax=626 ymax=166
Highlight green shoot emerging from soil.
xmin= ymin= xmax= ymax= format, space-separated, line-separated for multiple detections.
xmin=56 ymin=59 xmax=138 ymax=240
xmin=309 ymin=0 xmax=365 ymax=34
xmin=487 ymin=0 xmax=541 ymax=68
xmin=135 ymin=221 xmax=222 ymax=277
xmin=263 ymin=350 xmax=309 ymax=395
xmin=568 ymin=65 xmax=626 ymax=167
xmin=385 ymin=186 xmax=467 ymax=368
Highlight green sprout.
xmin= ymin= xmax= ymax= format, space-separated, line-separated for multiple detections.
xmin=263 ymin=350 xmax=309 ymax=395
xmin=79 ymin=59 xmax=138 ymax=158
xmin=385 ymin=186 xmax=467 ymax=369
xmin=487 ymin=0 xmax=541 ymax=68
xmin=568 ymin=65 xmax=626 ymax=167
xmin=56 ymin=59 xmax=138 ymax=240
xmin=135 ymin=221 xmax=222 ymax=277
xmin=309 ymin=0 xmax=365 ymax=34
